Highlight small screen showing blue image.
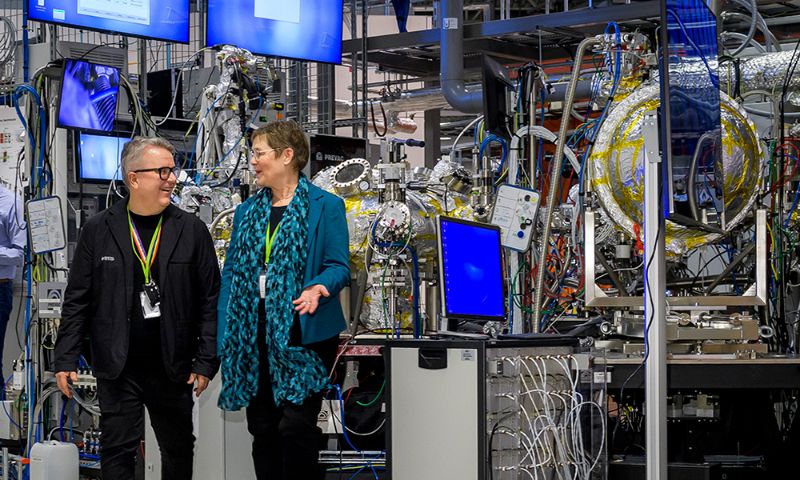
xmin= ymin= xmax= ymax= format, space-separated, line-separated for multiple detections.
xmin=438 ymin=216 xmax=505 ymax=320
xmin=26 ymin=0 xmax=190 ymax=43
xmin=59 ymin=59 xmax=120 ymax=133
xmin=78 ymin=133 xmax=130 ymax=183
xmin=206 ymin=0 xmax=344 ymax=64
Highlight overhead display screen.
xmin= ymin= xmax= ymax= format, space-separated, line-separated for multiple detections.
xmin=27 ymin=0 xmax=190 ymax=43
xmin=206 ymin=0 xmax=344 ymax=64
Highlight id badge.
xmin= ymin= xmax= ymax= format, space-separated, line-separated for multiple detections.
xmin=259 ymin=271 xmax=267 ymax=299
xmin=140 ymin=291 xmax=161 ymax=318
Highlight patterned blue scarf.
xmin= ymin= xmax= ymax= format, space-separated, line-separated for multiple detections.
xmin=218 ymin=175 xmax=328 ymax=410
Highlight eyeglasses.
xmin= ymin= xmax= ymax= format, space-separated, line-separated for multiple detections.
xmin=133 ymin=166 xmax=180 ymax=181
xmin=250 ymin=148 xmax=277 ymax=159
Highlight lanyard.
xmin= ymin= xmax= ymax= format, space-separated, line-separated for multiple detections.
xmin=264 ymin=221 xmax=281 ymax=265
xmin=128 ymin=210 xmax=163 ymax=285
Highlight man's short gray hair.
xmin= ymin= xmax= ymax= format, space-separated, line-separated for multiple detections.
xmin=121 ymin=137 xmax=176 ymax=183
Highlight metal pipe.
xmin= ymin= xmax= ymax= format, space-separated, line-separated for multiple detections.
xmin=351 ymin=0 xmax=358 ymax=137
xmin=727 ymin=0 xmax=758 ymax=57
xmin=721 ymin=31 xmax=765 ymax=54
xmin=703 ymin=242 xmax=756 ymax=295
xmin=361 ymin=0 xmax=369 ymax=137
xmin=441 ymin=0 xmax=483 ymax=113
xmin=210 ymin=207 xmax=236 ymax=231
xmin=532 ymin=36 xmax=601 ymax=329
xmin=722 ymin=11 xmax=780 ymax=52
xmin=687 ymin=132 xmax=716 ymax=222
xmin=596 ymin=250 xmax=629 ymax=297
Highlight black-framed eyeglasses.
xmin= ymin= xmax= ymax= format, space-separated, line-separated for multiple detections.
xmin=133 ymin=166 xmax=180 ymax=180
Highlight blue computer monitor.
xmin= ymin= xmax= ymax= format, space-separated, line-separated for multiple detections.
xmin=26 ymin=0 xmax=190 ymax=43
xmin=437 ymin=216 xmax=505 ymax=322
xmin=58 ymin=59 xmax=120 ymax=133
xmin=206 ymin=0 xmax=344 ymax=64
xmin=77 ymin=132 xmax=130 ymax=183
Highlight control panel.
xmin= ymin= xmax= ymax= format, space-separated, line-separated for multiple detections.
xmin=490 ymin=184 xmax=541 ymax=252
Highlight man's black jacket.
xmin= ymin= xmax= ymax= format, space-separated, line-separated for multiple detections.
xmin=54 ymin=199 xmax=221 ymax=381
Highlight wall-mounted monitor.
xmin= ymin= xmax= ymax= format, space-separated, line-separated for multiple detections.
xmin=77 ymin=132 xmax=131 ymax=183
xmin=26 ymin=0 xmax=190 ymax=43
xmin=58 ymin=58 xmax=120 ymax=133
xmin=206 ymin=0 xmax=344 ymax=64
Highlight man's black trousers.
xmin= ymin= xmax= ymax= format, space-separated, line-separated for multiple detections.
xmin=97 ymin=363 xmax=194 ymax=480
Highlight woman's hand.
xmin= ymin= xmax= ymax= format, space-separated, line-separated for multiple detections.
xmin=293 ymin=284 xmax=330 ymax=315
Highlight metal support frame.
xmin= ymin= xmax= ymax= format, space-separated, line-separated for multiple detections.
xmin=583 ymin=208 xmax=768 ymax=308
xmin=642 ymin=110 xmax=667 ymax=480
xmin=342 ymin=1 xmax=660 ymax=55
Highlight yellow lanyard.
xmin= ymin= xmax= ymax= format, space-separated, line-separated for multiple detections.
xmin=264 ymin=221 xmax=281 ymax=265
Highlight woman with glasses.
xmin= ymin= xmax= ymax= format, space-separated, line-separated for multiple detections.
xmin=217 ymin=120 xmax=350 ymax=479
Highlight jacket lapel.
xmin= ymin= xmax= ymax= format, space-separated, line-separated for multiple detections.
xmin=106 ymin=199 xmax=135 ymax=316
xmin=306 ymin=184 xmax=324 ymax=251
xmin=157 ymin=205 xmax=185 ymax=288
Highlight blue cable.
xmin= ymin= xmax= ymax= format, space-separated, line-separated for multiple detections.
xmin=12 ymin=85 xmax=47 ymax=195
xmin=407 ymin=246 xmax=422 ymax=338
xmin=479 ymin=134 xmax=508 ymax=174
xmin=23 ymin=244 xmax=34 ymax=456
xmin=327 ymin=387 xmax=382 ymax=480
xmin=665 ymin=10 xmax=720 ymax=89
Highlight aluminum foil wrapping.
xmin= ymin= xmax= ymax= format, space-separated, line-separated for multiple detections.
xmin=214 ymin=46 xmax=258 ymax=174
xmin=216 ymin=45 xmax=258 ymax=96
xmin=178 ymin=186 xmax=213 ymax=213
xmin=314 ymin=158 xmax=473 ymax=330
xmin=221 ymin=114 xmax=246 ymax=173
xmin=720 ymin=52 xmax=800 ymax=106
xmin=589 ymin=82 xmax=762 ymax=253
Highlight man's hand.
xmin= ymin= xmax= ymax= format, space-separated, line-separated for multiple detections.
xmin=293 ymin=284 xmax=330 ymax=315
xmin=56 ymin=371 xmax=78 ymax=399
xmin=187 ymin=373 xmax=210 ymax=396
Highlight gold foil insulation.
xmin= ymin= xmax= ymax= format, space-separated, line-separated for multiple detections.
xmin=589 ymin=83 xmax=762 ymax=253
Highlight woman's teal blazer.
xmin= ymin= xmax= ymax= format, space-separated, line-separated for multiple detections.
xmin=217 ymin=183 xmax=351 ymax=351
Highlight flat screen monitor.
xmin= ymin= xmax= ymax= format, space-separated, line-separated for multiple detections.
xmin=206 ymin=0 xmax=344 ymax=64
xmin=436 ymin=215 xmax=505 ymax=322
xmin=482 ymin=55 xmax=512 ymax=139
xmin=659 ymin=0 xmax=725 ymax=229
xmin=26 ymin=0 xmax=190 ymax=43
xmin=59 ymin=58 xmax=120 ymax=133
xmin=309 ymin=134 xmax=368 ymax=177
xmin=77 ymin=132 xmax=130 ymax=183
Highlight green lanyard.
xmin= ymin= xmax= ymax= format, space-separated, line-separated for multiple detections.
xmin=264 ymin=221 xmax=281 ymax=266
xmin=128 ymin=210 xmax=163 ymax=285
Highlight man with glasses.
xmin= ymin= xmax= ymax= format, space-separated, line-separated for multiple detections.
xmin=54 ymin=137 xmax=220 ymax=480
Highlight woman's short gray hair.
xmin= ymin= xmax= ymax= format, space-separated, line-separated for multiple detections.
xmin=121 ymin=137 xmax=176 ymax=182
